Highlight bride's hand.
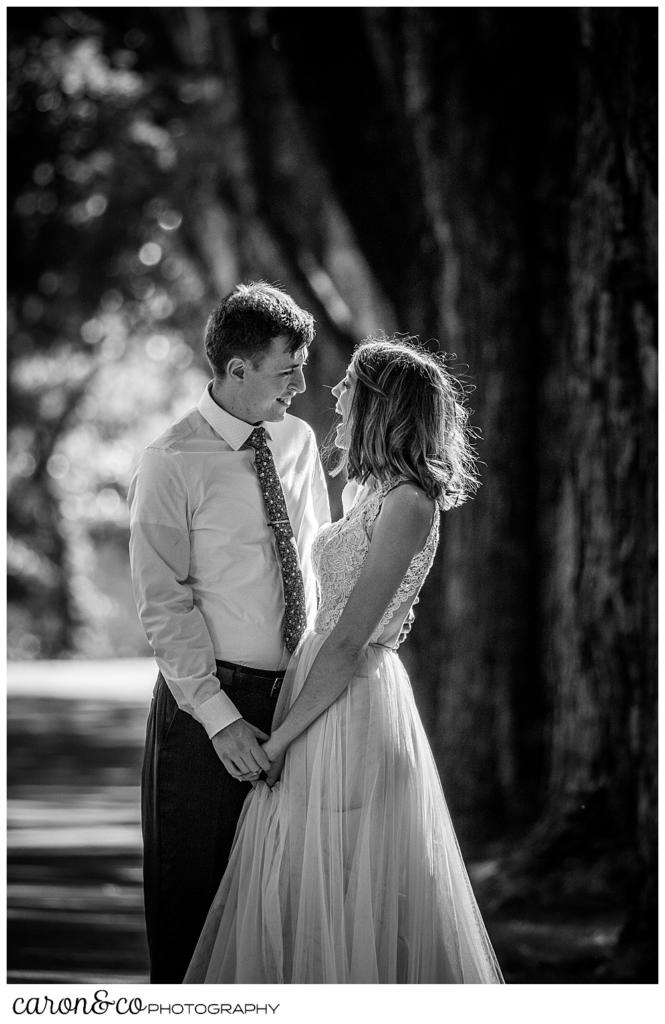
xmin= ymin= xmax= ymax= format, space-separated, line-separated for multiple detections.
xmin=264 ymin=751 xmax=286 ymax=788
xmin=262 ymin=735 xmax=287 ymax=788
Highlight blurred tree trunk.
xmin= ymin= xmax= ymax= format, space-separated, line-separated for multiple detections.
xmin=288 ymin=7 xmax=577 ymax=836
xmin=544 ymin=7 xmax=656 ymax=821
xmin=536 ymin=9 xmax=657 ymax=976
xmin=389 ymin=8 xmax=560 ymax=836
xmin=9 ymin=378 xmax=95 ymax=655
xmin=159 ymin=6 xmax=389 ymax=447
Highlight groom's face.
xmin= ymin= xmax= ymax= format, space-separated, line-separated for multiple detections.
xmin=242 ymin=334 xmax=308 ymax=423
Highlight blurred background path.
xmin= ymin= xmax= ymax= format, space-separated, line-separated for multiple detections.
xmin=7 ymin=660 xmax=153 ymax=984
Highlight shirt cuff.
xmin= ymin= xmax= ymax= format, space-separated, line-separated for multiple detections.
xmin=195 ymin=689 xmax=243 ymax=738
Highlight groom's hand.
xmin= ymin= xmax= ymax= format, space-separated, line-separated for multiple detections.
xmin=212 ymin=719 xmax=271 ymax=781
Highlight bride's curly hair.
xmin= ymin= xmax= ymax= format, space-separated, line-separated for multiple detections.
xmin=333 ymin=335 xmax=481 ymax=510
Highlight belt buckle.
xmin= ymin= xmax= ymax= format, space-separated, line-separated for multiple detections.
xmin=270 ymin=676 xmax=282 ymax=699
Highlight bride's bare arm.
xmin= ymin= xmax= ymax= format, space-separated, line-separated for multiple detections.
xmin=263 ymin=483 xmax=434 ymax=763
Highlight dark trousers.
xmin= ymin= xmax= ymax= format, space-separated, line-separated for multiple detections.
xmin=141 ymin=669 xmax=278 ymax=983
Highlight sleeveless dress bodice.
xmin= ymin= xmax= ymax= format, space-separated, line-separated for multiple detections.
xmin=312 ymin=478 xmax=439 ymax=645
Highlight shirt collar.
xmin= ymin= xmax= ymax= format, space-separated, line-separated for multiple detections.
xmin=198 ymin=382 xmax=272 ymax=450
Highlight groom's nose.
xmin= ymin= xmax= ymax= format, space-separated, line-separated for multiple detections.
xmin=291 ymin=364 xmax=306 ymax=394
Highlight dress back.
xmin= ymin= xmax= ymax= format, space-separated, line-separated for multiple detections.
xmin=312 ymin=477 xmax=440 ymax=647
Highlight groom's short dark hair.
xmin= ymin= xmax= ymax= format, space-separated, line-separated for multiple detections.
xmin=204 ymin=282 xmax=315 ymax=376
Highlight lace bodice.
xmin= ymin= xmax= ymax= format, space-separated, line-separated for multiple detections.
xmin=311 ymin=478 xmax=440 ymax=646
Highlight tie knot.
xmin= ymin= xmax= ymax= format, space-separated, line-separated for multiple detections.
xmin=246 ymin=426 xmax=267 ymax=449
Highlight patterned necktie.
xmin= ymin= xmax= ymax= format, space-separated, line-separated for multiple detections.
xmin=245 ymin=426 xmax=308 ymax=653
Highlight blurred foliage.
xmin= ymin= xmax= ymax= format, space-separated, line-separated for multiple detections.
xmin=8 ymin=10 xmax=207 ymax=657
xmin=7 ymin=8 xmax=393 ymax=659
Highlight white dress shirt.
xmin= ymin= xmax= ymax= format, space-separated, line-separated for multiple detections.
xmin=128 ymin=383 xmax=331 ymax=739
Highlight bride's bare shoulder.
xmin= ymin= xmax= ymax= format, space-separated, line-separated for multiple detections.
xmin=378 ymin=482 xmax=436 ymax=547
xmin=383 ymin=480 xmax=435 ymax=516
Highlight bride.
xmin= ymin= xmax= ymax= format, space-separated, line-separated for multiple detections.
xmin=184 ymin=335 xmax=504 ymax=984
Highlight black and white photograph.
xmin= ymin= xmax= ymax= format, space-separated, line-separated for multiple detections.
xmin=5 ymin=1 xmax=658 ymax=1008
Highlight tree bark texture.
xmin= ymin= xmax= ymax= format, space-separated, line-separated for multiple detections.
xmin=537 ymin=10 xmax=657 ymax=973
xmin=545 ymin=8 xmax=656 ymax=817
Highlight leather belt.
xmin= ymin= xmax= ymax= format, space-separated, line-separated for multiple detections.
xmin=215 ymin=659 xmax=285 ymax=699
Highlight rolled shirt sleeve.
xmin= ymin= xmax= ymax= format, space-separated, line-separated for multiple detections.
xmin=128 ymin=448 xmax=242 ymax=738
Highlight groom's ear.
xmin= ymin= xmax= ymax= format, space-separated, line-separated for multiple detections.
xmin=226 ymin=357 xmax=246 ymax=382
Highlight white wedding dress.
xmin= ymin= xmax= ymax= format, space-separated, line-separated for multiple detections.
xmin=184 ymin=479 xmax=504 ymax=984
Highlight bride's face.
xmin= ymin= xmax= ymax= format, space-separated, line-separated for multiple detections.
xmin=331 ymin=367 xmax=356 ymax=450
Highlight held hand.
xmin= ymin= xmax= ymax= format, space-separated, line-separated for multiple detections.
xmin=264 ymin=749 xmax=286 ymax=788
xmin=262 ymin=734 xmax=287 ymax=788
xmin=212 ymin=718 xmax=271 ymax=782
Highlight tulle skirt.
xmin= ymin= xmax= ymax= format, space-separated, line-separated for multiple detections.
xmin=184 ymin=632 xmax=503 ymax=984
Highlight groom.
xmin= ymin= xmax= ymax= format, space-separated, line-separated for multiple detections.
xmin=128 ymin=282 xmax=330 ymax=982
